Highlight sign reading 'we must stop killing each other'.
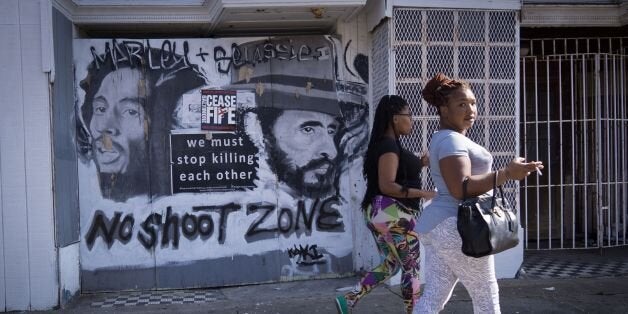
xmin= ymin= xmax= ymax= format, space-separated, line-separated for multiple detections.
xmin=170 ymin=132 xmax=259 ymax=193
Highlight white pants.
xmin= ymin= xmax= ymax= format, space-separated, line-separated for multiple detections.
xmin=413 ymin=217 xmax=500 ymax=314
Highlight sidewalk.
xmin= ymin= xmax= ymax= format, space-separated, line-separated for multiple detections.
xmin=44 ymin=274 xmax=628 ymax=314
xmin=34 ymin=247 xmax=628 ymax=313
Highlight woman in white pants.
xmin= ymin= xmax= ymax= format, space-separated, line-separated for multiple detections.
xmin=413 ymin=73 xmax=543 ymax=313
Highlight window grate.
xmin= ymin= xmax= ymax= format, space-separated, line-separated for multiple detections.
xmin=392 ymin=8 xmax=520 ymax=209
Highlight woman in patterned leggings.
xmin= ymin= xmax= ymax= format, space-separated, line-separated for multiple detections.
xmin=335 ymin=95 xmax=435 ymax=314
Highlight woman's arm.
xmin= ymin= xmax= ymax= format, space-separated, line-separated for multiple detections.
xmin=378 ymin=152 xmax=434 ymax=199
xmin=440 ymin=155 xmax=544 ymax=200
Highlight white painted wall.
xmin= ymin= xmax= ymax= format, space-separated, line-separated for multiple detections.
xmin=335 ymin=10 xmax=381 ymax=274
xmin=59 ymin=243 xmax=80 ymax=306
xmin=0 ymin=0 xmax=58 ymax=311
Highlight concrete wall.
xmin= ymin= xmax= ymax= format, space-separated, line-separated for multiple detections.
xmin=0 ymin=0 xmax=58 ymax=311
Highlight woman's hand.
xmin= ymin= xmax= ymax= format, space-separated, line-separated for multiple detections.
xmin=503 ymin=157 xmax=544 ymax=181
xmin=420 ymin=152 xmax=430 ymax=168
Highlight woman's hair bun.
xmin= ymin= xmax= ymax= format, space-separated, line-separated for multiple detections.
xmin=422 ymin=73 xmax=450 ymax=107
xmin=421 ymin=73 xmax=470 ymax=110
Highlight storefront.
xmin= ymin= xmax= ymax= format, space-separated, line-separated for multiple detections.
xmin=2 ymin=0 xmax=624 ymax=311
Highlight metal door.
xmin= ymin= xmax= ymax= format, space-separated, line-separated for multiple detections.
xmin=520 ymin=52 xmax=628 ymax=249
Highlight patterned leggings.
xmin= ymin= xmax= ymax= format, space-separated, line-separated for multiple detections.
xmin=413 ymin=217 xmax=500 ymax=314
xmin=344 ymin=195 xmax=420 ymax=313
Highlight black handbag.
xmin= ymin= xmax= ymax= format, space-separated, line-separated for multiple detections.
xmin=457 ymin=171 xmax=519 ymax=258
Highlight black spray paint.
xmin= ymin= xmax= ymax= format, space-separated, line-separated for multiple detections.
xmin=84 ymin=197 xmax=344 ymax=250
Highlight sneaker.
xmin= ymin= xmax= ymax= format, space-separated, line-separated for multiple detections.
xmin=335 ymin=295 xmax=349 ymax=314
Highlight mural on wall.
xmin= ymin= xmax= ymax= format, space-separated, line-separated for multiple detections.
xmin=74 ymin=36 xmax=369 ymax=290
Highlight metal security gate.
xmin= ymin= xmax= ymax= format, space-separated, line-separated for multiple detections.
xmin=392 ymin=8 xmax=520 ymax=209
xmin=521 ymin=52 xmax=628 ymax=249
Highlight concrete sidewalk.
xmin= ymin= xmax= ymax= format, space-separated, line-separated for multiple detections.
xmin=44 ymin=274 xmax=628 ymax=314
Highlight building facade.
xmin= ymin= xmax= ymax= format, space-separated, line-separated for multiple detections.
xmin=0 ymin=0 xmax=625 ymax=311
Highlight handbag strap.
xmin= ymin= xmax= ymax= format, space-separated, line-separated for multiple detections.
xmin=462 ymin=177 xmax=470 ymax=201
xmin=494 ymin=170 xmax=507 ymax=201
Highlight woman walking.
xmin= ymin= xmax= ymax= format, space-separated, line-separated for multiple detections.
xmin=413 ymin=73 xmax=543 ymax=313
xmin=335 ymin=95 xmax=435 ymax=314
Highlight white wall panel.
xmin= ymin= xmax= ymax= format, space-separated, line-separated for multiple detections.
xmin=0 ymin=0 xmax=58 ymax=310
xmin=20 ymin=20 xmax=58 ymax=309
xmin=59 ymin=243 xmax=80 ymax=306
xmin=19 ymin=0 xmax=41 ymax=25
xmin=0 ymin=5 xmax=17 ymax=310
xmin=0 ymin=22 xmax=31 ymax=311
xmin=335 ymin=12 xmax=380 ymax=273
xmin=0 ymin=0 xmax=19 ymax=25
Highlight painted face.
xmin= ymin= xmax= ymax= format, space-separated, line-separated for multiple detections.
xmin=440 ymin=88 xmax=477 ymax=133
xmin=89 ymin=68 xmax=148 ymax=174
xmin=270 ymin=110 xmax=339 ymax=196
xmin=393 ymin=105 xmax=413 ymax=136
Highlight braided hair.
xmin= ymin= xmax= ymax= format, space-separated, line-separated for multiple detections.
xmin=360 ymin=95 xmax=410 ymax=210
xmin=421 ymin=73 xmax=470 ymax=113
